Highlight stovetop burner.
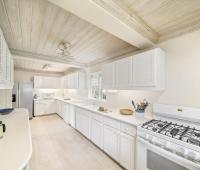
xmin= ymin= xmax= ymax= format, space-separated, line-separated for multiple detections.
xmin=142 ymin=119 xmax=200 ymax=147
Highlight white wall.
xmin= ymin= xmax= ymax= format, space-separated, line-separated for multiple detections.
xmin=158 ymin=30 xmax=200 ymax=107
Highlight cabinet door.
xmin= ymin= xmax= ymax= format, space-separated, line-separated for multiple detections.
xmin=115 ymin=57 xmax=132 ymax=89
xmin=91 ymin=118 xmax=103 ymax=149
xmin=119 ymin=133 xmax=135 ymax=170
xmin=45 ymin=100 xmax=56 ymax=114
xmin=74 ymin=72 xmax=79 ymax=89
xmin=0 ymin=33 xmax=6 ymax=84
xmin=68 ymin=74 xmax=74 ymax=89
xmin=34 ymin=102 xmax=47 ymax=116
xmin=102 ymin=62 xmax=115 ymax=89
xmin=78 ymin=72 xmax=86 ymax=89
xmin=60 ymin=102 xmax=64 ymax=118
xmin=63 ymin=103 xmax=70 ymax=124
xmin=75 ymin=108 xmax=90 ymax=139
xmin=56 ymin=100 xmax=61 ymax=117
xmin=62 ymin=75 xmax=68 ymax=89
xmin=34 ymin=76 xmax=43 ymax=88
xmin=132 ymin=51 xmax=156 ymax=87
xmin=81 ymin=113 xmax=90 ymax=139
xmin=103 ymin=125 xmax=119 ymax=161
xmin=69 ymin=105 xmax=75 ymax=128
xmin=75 ymin=112 xmax=82 ymax=132
xmin=10 ymin=59 xmax=14 ymax=87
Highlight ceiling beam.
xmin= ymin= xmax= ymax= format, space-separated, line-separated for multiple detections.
xmin=48 ymin=0 xmax=155 ymax=48
xmin=11 ymin=49 xmax=86 ymax=68
xmin=92 ymin=0 xmax=159 ymax=43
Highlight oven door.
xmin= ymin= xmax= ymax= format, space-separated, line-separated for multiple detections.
xmin=136 ymin=137 xmax=200 ymax=170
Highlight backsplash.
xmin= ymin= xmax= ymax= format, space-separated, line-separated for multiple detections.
xmin=34 ymin=89 xmax=63 ymax=99
xmin=63 ymin=88 xmax=163 ymax=117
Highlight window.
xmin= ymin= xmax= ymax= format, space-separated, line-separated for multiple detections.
xmin=89 ymin=72 xmax=106 ymax=100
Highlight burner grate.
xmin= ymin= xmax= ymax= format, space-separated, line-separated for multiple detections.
xmin=142 ymin=119 xmax=200 ymax=147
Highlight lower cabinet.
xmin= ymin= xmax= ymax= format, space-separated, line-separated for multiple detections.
xmin=63 ymin=103 xmax=70 ymax=124
xmin=56 ymin=100 xmax=64 ymax=118
xmin=74 ymin=106 xmax=136 ymax=170
xmin=119 ymin=133 xmax=135 ymax=170
xmin=103 ymin=125 xmax=120 ymax=162
xmin=34 ymin=100 xmax=56 ymax=116
xmin=75 ymin=108 xmax=90 ymax=139
xmin=91 ymin=118 xmax=103 ymax=149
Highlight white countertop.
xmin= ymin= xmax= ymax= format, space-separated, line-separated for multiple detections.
xmin=0 ymin=108 xmax=32 ymax=170
xmin=54 ymin=97 xmax=149 ymax=126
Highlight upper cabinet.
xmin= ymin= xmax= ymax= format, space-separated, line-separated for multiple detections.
xmin=102 ymin=62 xmax=115 ymax=89
xmin=115 ymin=57 xmax=132 ymax=90
xmin=102 ymin=48 xmax=165 ymax=91
xmin=132 ymin=49 xmax=165 ymax=90
xmin=0 ymin=28 xmax=14 ymax=89
xmin=34 ymin=76 xmax=61 ymax=89
xmin=62 ymin=71 xmax=87 ymax=89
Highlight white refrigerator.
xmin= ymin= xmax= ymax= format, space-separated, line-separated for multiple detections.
xmin=12 ymin=81 xmax=33 ymax=119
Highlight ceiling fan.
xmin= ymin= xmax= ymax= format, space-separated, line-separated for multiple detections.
xmin=56 ymin=42 xmax=74 ymax=60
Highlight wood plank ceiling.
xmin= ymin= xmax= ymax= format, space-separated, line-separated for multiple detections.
xmin=14 ymin=57 xmax=69 ymax=74
xmin=110 ymin=0 xmax=200 ymax=41
xmin=0 ymin=0 xmax=137 ymax=72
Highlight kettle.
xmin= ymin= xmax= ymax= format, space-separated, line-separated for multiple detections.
xmin=0 ymin=121 xmax=6 ymax=138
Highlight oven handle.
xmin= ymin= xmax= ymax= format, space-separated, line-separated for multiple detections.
xmin=137 ymin=137 xmax=200 ymax=170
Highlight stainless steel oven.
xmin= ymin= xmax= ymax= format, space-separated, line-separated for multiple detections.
xmin=136 ymin=137 xmax=200 ymax=170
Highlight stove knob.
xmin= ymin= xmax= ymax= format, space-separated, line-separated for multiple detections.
xmin=150 ymin=137 xmax=156 ymax=144
xmin=187 ymin=151 xmax=200 ymax=161
xmin=176 ymin=148 xmax=188 ymax=157
xmin=164 ymin=142 xmax=174 ymax=151
xmin=145 ymin=134 xmax=150 ymax=141
xmin=154 ymin=139 xmax=163 ymax=147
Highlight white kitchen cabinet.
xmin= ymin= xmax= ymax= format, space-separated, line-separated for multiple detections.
xmin=75 ymin=108 xmax=90 ymax=139
xmin=119 ymin=133 xmax=135 ymax=170
xmin=132 ymin=48 xmax=165 ymax=90
xmin=102 ymin=48 xmax=165 ymax=90
xmin=56 ymin=100 xmax=64 ymax=118
xmin=0 ymin=28 xmax=14 ymax=89
xmin=115 ymin=56 xmax=132 ymax=89
xmin=69 ymin=104 xmax=76 ymax=128
xmin=62 ymin=71 xmax=87 ymax=89
xmin=67 ymin=74 xmax=74 ymax=89
xmin=34 ymin=76 xmax=61 ymax=89
xmin=63 ymin=103 xmax=70 ymax=124
xmin=103 ymin=125 xmax=120 ymax=161
xmin=102 ymin=62 xmax=115 ymax=89
xmin=78 ymin=71 xmax=87 ymax=89
xmin=91 ymin=118 xmax=103 ymax=149
xmin=73 ymin=105 xmax=136 ymax=170
xmin=34 ymin=99 xmax=56 ymax=116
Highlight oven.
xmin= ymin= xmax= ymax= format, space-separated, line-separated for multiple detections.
xmin=136 ymin=137 xmax=200 ymax=170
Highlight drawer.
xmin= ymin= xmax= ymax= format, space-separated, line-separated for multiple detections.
xmin=120 ymin=122 xmax=136 ymax=136
xmin=75 ymin=107 xmax=90 ymax=117
xmin=91 ymin=112 xmax=104 ymax=123
xmin=103 ymin=116 xmax=120 ymax=130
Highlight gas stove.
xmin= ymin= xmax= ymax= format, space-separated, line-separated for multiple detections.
xmin=137 ymin=104 xmax=200 ymax=170
xmin=142 ymin=119 xmax=200 ymax=147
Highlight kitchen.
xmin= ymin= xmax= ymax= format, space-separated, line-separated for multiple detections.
xmin=0 ymin=0 xmax=200 ymax=170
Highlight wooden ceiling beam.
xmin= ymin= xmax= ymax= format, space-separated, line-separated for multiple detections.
xmin=92 ymin=0 xmax=159 ymax=43
xmin=11 ymin=49 xmax=86 ymax=68
xmin=48 ymin=0 xmax=154 ymax=48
